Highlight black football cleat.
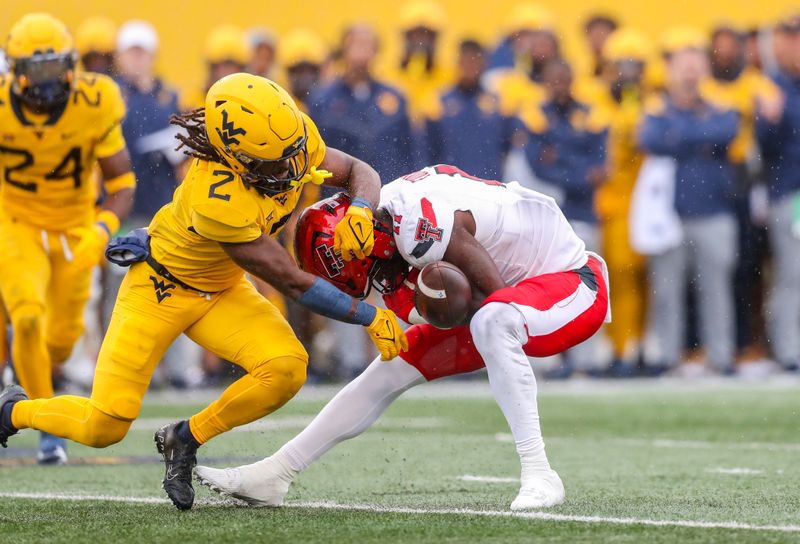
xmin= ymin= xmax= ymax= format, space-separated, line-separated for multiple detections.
xmin=0 ymin=384 xmax=28 ymax=448
xmin=155 ymin=422 xmax=198 ymax=510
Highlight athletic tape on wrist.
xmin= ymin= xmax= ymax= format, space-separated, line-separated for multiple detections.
xmin=350 ymin=197 xmax=373 ymax=211
xmin=297 ymin=277 xmax=377 ymax=325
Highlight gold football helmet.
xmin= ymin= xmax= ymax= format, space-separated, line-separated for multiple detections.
xmin=205 ymin=73 xmax=309 ymax=195
xmin=6 ymin=12 xmax=76 ymax=109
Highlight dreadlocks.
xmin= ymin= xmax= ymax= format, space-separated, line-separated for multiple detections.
xmin=170 ymin=108 xmax=225 ymax=164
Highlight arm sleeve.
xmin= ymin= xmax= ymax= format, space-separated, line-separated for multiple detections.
xmin=682 ymin=109 xmax=739 ymax=148
xmin=638 ymin=113 xmax=681 ymax=156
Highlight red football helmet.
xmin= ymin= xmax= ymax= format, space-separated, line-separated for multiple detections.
xmin=295 ymin=192 xmax=409 ymax=298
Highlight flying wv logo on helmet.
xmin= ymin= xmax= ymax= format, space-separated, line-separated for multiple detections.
xmin=216 ymin=109 xmax=247 ymax=146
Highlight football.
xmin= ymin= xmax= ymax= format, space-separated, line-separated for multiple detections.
xmin=414 ymin=261 xmax=473 ymax=329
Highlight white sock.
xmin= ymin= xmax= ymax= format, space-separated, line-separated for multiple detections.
xmin=253 ymin=450 xmax=299 ymax=483
xmin=277 ymin=356 xmax=426 ymax=473
xmin=470 ymin=302 xmax=551 ymax=475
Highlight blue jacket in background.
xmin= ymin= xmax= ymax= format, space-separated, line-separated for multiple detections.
xmin=426 ymin=85 xmax=519 ymax=180
xmin=308 ymin=78 xmax=414 ymax=195
xmin=488 ymin=37 xmax=515 ymax=71
xmin=757 ymin=70 xmax=800 ymax=202
xmin=525 ymin=99 xmax=608 ymax=224
xmin=639 ymin=98 xmax=739 ymax=218
xmin=116 ymin=77 xmax=180 ymax=221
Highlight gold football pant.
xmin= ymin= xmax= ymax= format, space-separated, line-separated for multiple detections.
xmin=601 ymin=215 xmax=647 ymax=360
xmin=0 ymin=295 xmax=7 ymax=370
xmin=0 ymin=217 xmax=92 ymax=399
xmin=12 ymin=262 xmax=308 ymax=447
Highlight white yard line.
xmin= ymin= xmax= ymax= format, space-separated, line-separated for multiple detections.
xmin=707 ymin=467 xmax=765 ymax=475
xmin=456 ymin=475 xmax=518 ymax=483
xmin=0 ymin=492 xmax=168 ymax=504
xmin=493 ymin=433 xmax=800 ymax=452
xmin=1 ymin=492 xmax=798 ymax=533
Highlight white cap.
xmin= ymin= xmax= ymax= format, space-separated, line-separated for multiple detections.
xmin=117 ymin=20 xmax=159 ymax=53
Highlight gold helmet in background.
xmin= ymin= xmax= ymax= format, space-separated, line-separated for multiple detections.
xmin=6 ymin=12 xmax=77 ymax=109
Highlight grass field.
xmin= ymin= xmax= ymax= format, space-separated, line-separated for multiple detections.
xmin=1 ymin=377 xmax=799 ymax=543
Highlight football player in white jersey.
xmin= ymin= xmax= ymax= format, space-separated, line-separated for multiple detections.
xmin=196 ymin=165 xmax=611 ymax=510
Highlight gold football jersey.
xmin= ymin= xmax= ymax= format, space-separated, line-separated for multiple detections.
xmin=148 ymin=113 xmax=326 ymax=292
xmin=0 ymin=72 xmax=127 ymax=231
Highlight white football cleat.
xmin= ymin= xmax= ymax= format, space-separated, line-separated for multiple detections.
xmin=510 ymin=469 xmax=565 ymax=510
xmin=195 ymin=456 xmax=294 ymax=507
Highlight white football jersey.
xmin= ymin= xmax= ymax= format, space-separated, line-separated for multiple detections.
xmin=380 ymin=165 xmax=589 ymax=287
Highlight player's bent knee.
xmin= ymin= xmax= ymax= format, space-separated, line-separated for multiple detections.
xmin=82 ymin=408 xmax=132 ymax=448
xmin=256 ymin=355 xmax=308 ymax=404
xmin=11 ymin=303 xmax=45 ymax=339
xmin=470 ymin=302 xmax=521 ymax=348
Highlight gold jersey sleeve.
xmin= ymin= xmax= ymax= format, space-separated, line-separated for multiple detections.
xmin=148 ymin=114 xmax=326 ymax=292
xmin=0 ymin=72 xmax=128 ymax=231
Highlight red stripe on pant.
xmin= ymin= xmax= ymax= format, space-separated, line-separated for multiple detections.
xmin=400 ymin=256 xmax=609 ymax=381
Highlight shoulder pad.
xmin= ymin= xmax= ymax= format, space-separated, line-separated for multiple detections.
xmin=75 ymin=73 xmax=126 ymax=125
xmin=189 ymin=164 xmax=262 ymax=228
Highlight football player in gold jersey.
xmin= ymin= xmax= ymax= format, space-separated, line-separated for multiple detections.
xmin=0 ymin=71 xmax=407 ymax=510
xmin=0 ymin=13 xmax=136 ymax=464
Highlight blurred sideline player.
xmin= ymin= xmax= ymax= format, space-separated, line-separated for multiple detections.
xmin=75 ymin=16 xmax=117 ymax=76
xmin=197 ymin=164 xmax=611 ymax=510
xmin=179 ymin=24 xmax=249 ymax=112
xmin=0 ymin=13 xmax=136 ymax=464
xmin=0 ymin=72 xmax=407 ymax=511
xmin=594 ymin=28 xmax=653 ymax=375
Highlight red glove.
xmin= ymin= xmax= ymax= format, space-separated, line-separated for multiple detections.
xmin=382 ymin=269 xmax=420 ymax=324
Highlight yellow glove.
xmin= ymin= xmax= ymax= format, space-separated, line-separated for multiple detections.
xmin=67 ymin=210 xmax=119 ymax=270
xmin=334 ymin=201 xmax=375 ymax=261
xmin=366 ymin=307 xmax=409 ymax=361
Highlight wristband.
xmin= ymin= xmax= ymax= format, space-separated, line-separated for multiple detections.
xmin=104 ymin=171 xmax=137 ymax=194
xmin=350 ymin=196 xmax=373 ymax=211
xmin=297 ymin=277 xmax=377 ymax=325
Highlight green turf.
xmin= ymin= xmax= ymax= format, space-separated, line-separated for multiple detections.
xmin=1 ymin=381 xmax=799 ymax=543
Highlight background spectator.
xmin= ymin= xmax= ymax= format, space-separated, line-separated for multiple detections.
xmin=205 ymin=25 xmax=249 ymax=88
xmin=489 ymin=4 xmax=559 ymax=117
xmin=391 ymin=0 xmax=452 ymax=137
xmin=594 ymin=28 xmax=653 ymax=376
xmin=115 ymin=21 xmax=181 ymax=227
xmin=639 ymin=34 xmax=740 ymax=375
xmin=75 ymin=16 xmax=117 ymax=75
xmin=248 ymin=27 xmax=278 ymax=79
xmin=524 ymin=58 xmax=609 ymax=377
xmin=279 ymin=28 xmax=328 ymax=111
xmin=426 ymin=39 xmax=519 ymax=179
xmin=309 ymin=24 xmax=414 ymax=188
xmin=702 ymin=24 xmax=782 ymax=364
xmin=757 ymin=13 xmax=799 ymax=372
xmin=583 ymin=13 xmax=618 ymax=78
